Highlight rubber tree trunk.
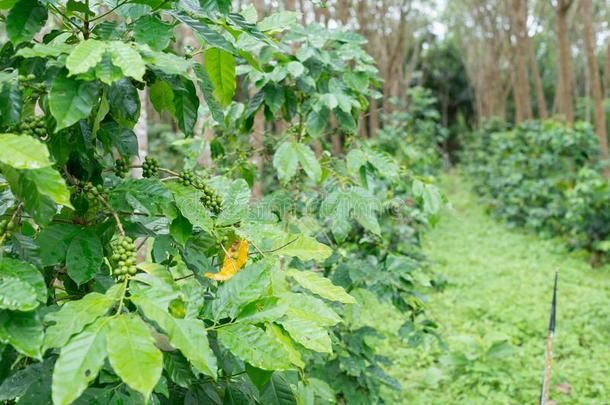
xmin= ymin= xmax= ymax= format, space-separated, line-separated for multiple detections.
xmin=511 ymin=0 xmax=532 ymax=123
xmin=580 ymin=0 xmax=609 ymax=172
xmin=555 ymin=0 xmax=575 ymax=124
xmin=528 ymin=35 xmax=548 ymax=119
xmin=251 ymin=0 xmax=266 ymax=200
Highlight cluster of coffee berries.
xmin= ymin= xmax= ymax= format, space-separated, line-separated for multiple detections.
xmin=200 ymin=187 xmax=222 ymax=215
xmin=178 ymin=169 xmax=199 ymax=187
xmin=142 ymin=156 xmax=159 ymax=178
xmin=0 ymin=214 xmax=18 ymax=239
xmin=179 ymin=170 xmax=223 ymax=214
xmin=109 ymin=236 xmax=137 ymax=280
xmin=82 ymin=182 xmax=105 ymax=199
xmin=15 ymin=116 xmax=46 ymax=138
xmin=114 ymin=158 xmax=130 ymax=178
xmin=17 ymin=74 xmax=45 ymax=93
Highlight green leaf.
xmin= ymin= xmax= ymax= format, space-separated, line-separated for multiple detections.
xmin=0 ymin=310 xmax=43 ymax=358
xmin=66 ymin=228 xmax=103 ymax=285
xmin=236 ymin=298 xmax=288 ymax=324
xmin=173 ymin=11 xmax=235 ymax=54
xmin=149 ymin=80 xmax=175 ymax=116
xmin=273 ymin=142 xmax=298 ymax=182
xmin=204 ymin=47 xmax=236 ymax=107
xmin=106 ymin=314 xmax=162 ymax=400
xmin=43 ymin=287 xmax=119 ymax=350
xmin=260 ymin=373 xmax=297 ymax=405
xmin=132 ymin=295 xmax=217 ymax=378
xmin=6 ymin=0 xmax=47 ymax=45
xmin=108 ymin=78 xmax=141 ymax=127
xmin=209 ymin=177 xmax=250 ymax=226
xmin=321 ymin=187 xmax=381 ymax=237
xmin=0 ymin=133 xmax=51 ymax=170
xmin=212 ymin=260 xmax=271 ymax=319
xmin=2 ymin=165 xmax=73 ymax=224
xmin=294 ymin=143 xmax=321 ymax=182
xmin=286 ymin=61 xmax=305 ymax=78
xmin=36 ymin=224 xmax=81 ymax=266
xmin=138 ymin=46 xmax=192 ymax=77
xmin=170 ymin=77 xmax=199 ymax=136
xmin=97 ymin=120 xmax=138 ymax=156
xmin=265 ymin=324 xmax=304 ymax=368
xmin=16 ymin=43 xmax=72 ymax=58
xmin=273 ymin=142 xmax=320 ymax=182
xmin=217 ymin=324 xmax=293 ymax=370
xmin=270 ymin=234 xmax=331 ymax=262
xmin=0 ymin=80 xmax=23 ymax=127
xmin=0 ymin=257 xmax=46 ymax=303
xmin=49 ymin=71 xmax=100 ymax=131
xmin=132 ymin=16 xmax=173 ymax=51
xmin=66 ymin=40 xmax=107 ymax=76
xmin=334 ymin=109 xmax=357 ymax=133
xmin=95 ymin=52 xmax=124 ymax=85
xmin=279 ymin=293 xmax=341 ymax=327
xmin=193 ymin=63 xmax=224 ymax=125
xmin=278 ymin=318 xmax=331 ymax=354
xmin=166 ymin=183 xmax=213 ymax=232
xmin=108 ymin=41 xmax=145 ymax=81
xmin=0 ymin=276 xmax=38 ymax=311
xmin=257 ymin=11 xmax=297 ymax=33
xmin=306 ymin=109 xmax=328 ymax=138
xmin=286 ymin=269 xmax=356 ymax=304
xmin=52 ymin=319 xmax=108 ymax=405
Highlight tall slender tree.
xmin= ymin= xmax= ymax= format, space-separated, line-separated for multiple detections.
xmin=553 ymin=0 xmax=575 ymax=124
xmin=580 ymin=0 xmax=608 ymax=170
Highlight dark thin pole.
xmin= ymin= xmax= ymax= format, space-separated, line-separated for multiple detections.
xmin=539 ymin=272 xmax=558 ymax=405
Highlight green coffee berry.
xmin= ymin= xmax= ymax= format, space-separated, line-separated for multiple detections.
xmin=142 ymin=156 xmax=160 ymax=178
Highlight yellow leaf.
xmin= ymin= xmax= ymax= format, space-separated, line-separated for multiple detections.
xmin=205 ymin=240 xmax=249 ymax=281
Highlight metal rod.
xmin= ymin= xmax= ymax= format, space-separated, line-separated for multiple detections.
xmin=539 ymin=271 xmax=558 ymax=405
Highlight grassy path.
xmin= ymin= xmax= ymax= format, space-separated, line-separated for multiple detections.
xmin=382 ymin=172 xmax=610 ymax=404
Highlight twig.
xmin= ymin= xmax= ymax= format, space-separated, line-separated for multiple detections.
xmin=539 ymin=271 xmax=559 ymax=405
xmin=247 ymin=236 xmax=299 ymax=256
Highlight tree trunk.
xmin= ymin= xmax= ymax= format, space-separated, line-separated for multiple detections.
xmin=369 ymin=97 xmax=380 ymax=137
xmin=580 ymin=0 xmax=608 ymax=171
xmin=528 ymin=35 xmax=548 ymax=119
xmin=555 ymin=0 xmax=575 ymax=124
xmin=511 ymin=0 xmax=532 ymax=123
xmin=336 ymin=0 xmax=350 ymax=25
xmin=605 ymin=43 xmax=610 ymax=98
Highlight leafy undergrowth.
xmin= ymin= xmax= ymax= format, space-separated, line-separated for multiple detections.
xmin=369 ymin=171 xmax=609 ymax=404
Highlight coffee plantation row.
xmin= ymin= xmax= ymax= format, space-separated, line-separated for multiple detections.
xmin=463 ymin=119 xmax=610 ymax=265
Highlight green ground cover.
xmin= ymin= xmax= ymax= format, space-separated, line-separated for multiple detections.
xmin=365 ymin=172 xmax=609 ymax=404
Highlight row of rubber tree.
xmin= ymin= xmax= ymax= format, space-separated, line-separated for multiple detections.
xmin=0 ymin=1 xmax=444 ymax=404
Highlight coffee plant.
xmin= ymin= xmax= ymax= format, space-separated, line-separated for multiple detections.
xmin=461 ymin=119 xmax=610 ymax=264
xmin=0 ymin=1 xmax=446 ymax=404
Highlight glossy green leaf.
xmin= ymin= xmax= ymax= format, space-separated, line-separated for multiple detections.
xmin=236 ymin=298 xmax=288 ymax=324
xmin=258 ymin=11 xmax=296 ymax=33
xmin=66 ymin=228 xmax=103 ymax=285
xmin=286 ymin=269 xmax=356 ymax=304
xmin=0 ymin=310 xmax=43 ymax=358
xmin=108 ymin=41 xmax=145 ymax=81
xmin=108 ymin=78 xmax=141 ymax=127
xmin=0 ymin=133 xmax=51 ymax=170
xmin=204 ymin=47 xmax=236 ymax=107
xmin=260 ymin=373 xmax=297 ymax=405
xmin=0 ymin=257 xmax=46 ymax=303
xmin=217 ymin=323 xmax=293 ymax=370
xmin=132 ymin=16 xmax=173 ymax=51
xmin=44 ymin=287 xmax=120 ymax=349
xmin=106 ymin=314 xmax=162 ymax=400
xmin=173 ymin=11 xmax=235 ymax=54
xmin=66 ymin=40 xmax=107 ymax=76
xmin=280 ymin=293 xmax=341 ymax=327
xmin=278 ymin=317 xmax=332 ymax=354
xmin=193 ymin=63 xmax=224 ymax=125
xmin=0 ymin=276 xmax=38 ymax=311
xmin=166 ymin=182 xmax=213 ymax=232
xmin=212 ymin=260 xmax=271 ymax=319
xmin=149 ymin=80 xmax=175 ymax=116
xmin=49 ymin=72 xmax=100 ymax=131
xmin=265 ymin=324 xmax=304 ymax=368
xmin=95 ymin=52 xmax=124 ymax=85
xmin=6 ymin=0 xmax=47 ymax=45
xmin=270 ymin=234 xmax=331 ymax=262
xmin=132 ymin=295 xmax=217 ymax=377
xmin=0 ymin=80 xmax=23 ymax=127
xmin=273 ymin=142 xmax=321 ymax=182
xmin=2 ymin=165 xmax=73 ymax=224
xmin=52 ymin=318 xmax=108 ymax=405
